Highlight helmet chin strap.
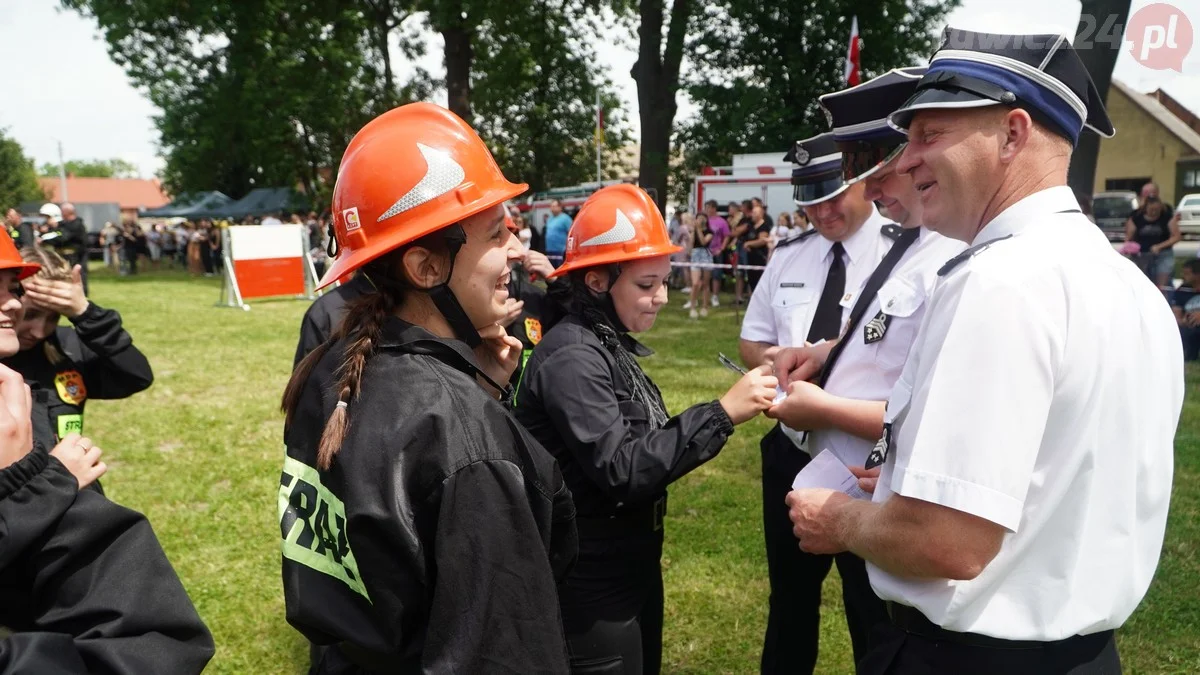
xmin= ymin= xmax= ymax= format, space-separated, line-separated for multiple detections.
xmin=588 ymin=263 xmax=630 ymax=333
xmin=426 ymin=223 xmax=484 ymax=348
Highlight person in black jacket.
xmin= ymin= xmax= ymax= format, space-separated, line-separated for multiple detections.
xmin=0 ymin=229 xmax=213 ymax=672
xmin=0 ymin=396 xmax=214 ymax=672
xmin=50 ymin=203 xmax=89 ymax=294
xmin=281 ymin=102 xmax=577 ymax=673
xmin=4 ymin=247 xmax=152 ymax=443
xmin=514 ymin=184 xmax=778 ymax=675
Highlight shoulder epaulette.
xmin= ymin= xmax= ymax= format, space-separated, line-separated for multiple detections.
xmin=774 ymin=228 xmax=820 ymax=250
xmin=937 ymin=234 xmax=1014 ymax=276
xmin=881 ymin=224 xmax=903 ymax=241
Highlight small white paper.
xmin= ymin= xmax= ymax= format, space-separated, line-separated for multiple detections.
xmin=791 ymin=449 xmax=870 ymax=500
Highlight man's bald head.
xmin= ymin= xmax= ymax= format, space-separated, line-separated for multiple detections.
xmin=4 ymin=209 xmax=18 ymax=226
xmin=895 ymin=105 xmax=1072 ymax=242
xmin=61 ymin=203 xmax=76 ymax=219
xmin=1140 ymin=183 xmax=1159 ymax=201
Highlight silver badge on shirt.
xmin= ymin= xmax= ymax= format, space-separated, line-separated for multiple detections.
xmin=866 ymin=422 xmax=891 ymax=469
xmin=864 ymin=310 xmax=891 ymax=344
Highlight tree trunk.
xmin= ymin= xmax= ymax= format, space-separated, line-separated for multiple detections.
xmin=442 ymin=4 xmax=474 ymax=123
xmin=632 ymin=0 xmax=691 ymax=214
xmin=297 ymin=121 xmax=320 ymax=198
xmin=362 ymin=0 xmax=404 ymax=109
xmin=1068 ymin=0 xmax=1132 ymax=200
xmin=375 ymin=21 xmax=397 ymax=107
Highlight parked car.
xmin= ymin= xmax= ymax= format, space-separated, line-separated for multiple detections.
xmin=1092 ymin=190 xmax=1138 ymax=242
xmin=1177 ymin=193 xmax=1200 ymax=239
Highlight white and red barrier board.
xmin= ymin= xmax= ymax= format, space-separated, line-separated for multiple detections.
xmin=227 ymin=225 xmax=306 ymax=299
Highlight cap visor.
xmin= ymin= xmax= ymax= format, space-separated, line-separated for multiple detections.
xmin=795 ymin=184 xmax=851 ymax=207
xmin=888 ymin=88 xmax=1003 ymax=132
xmin=843 ymin=143 xmax=907 ymax=187
xmin=794 ymin=175 xmax=851 ymax=207
xmin=844 ymin=159 xmax=891 ymax=186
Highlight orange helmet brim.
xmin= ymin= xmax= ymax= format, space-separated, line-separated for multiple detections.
xmin=0 ymin=262 xmax=41 ymax=281
xmin=318 ymin=180 xmax=527 ymax=290
xmin=548 ymin=244 xmax=681 ymax=278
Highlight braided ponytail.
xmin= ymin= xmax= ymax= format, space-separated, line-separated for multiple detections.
xmin=281 ymin=229 xmax=453 ymax=469
xmin=315 ymin=290 xmax=395 ymax=469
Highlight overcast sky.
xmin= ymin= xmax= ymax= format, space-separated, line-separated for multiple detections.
xmin=3 ymin=0 xmax=1197 ymax=179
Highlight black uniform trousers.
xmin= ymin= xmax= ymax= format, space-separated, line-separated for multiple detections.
xmin=760 ymin=423 xmax=889 ymax=675
xmin=563 ymin=514 xmax=665 ymax=675
xmin=859 ymin=614 xmax=1121 ymax=675
xmin=564 ymin=572 xmax=664 ymax=675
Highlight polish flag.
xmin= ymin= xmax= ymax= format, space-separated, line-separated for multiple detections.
xmin=845 ymin=16 xmax=862 ymax=86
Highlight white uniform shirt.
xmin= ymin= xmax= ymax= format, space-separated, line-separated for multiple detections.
xmin=810 ymin=229 xmax=965 ymax=468
xmin=741 ymin=207 xmax=896 ymax=448
xmin=868 ymin=186 xmax=1183 ymax=640
xmin=742 ymin=207 xmax=895 ymax=349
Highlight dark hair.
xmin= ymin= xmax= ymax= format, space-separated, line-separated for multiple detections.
xmin=1184 ymin=259 xmax=1200 ymax=275
xmin=281 ymin=230 xmax=451 ymax=469
xmin=543 ymin=263 xmax=621 ymax=332
xmin=704 ymin=200 xmax=718 ymax=210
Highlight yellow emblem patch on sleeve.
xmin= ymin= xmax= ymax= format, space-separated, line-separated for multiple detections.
xmin=54 ymin=370 xmax=88 ymax=406
xmin=524 ymin=317 xmax=543 ymax=345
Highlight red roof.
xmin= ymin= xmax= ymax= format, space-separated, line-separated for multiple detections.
xmin=38 ymin=176 xmax=170 ymax=210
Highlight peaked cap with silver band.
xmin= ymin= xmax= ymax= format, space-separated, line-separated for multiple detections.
xmin=821 ymin=67 xmax=927 ymax=145
xmin=785 ymin=133 xmax=849 ymax=207
xmin=819 ymin=67 xmax=926 ymax=184
xmin=888 ymin=27 xmax=1115 ymax=145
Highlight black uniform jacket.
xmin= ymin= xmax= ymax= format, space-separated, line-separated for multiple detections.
xmin=4 ymin=303 xmax=153 ymax=441
xmin=0 ymin=448 xmax=214 ymax=673
xmin=513 ymin=313 xmax=734 ymax=519
xmin=281 ymin=318 xmax=577 ymax=674
xmin=50 ymin=218 xmax=88 ymax=266
xmin=293 ymin=275 xmax=372 ymax=367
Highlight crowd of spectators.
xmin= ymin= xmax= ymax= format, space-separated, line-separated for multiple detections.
xmin=668 ymin=199 xmax=810 ymax=318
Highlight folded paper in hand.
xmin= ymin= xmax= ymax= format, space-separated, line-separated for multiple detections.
xmin=792 ymin=449 xmax=870 ymax=500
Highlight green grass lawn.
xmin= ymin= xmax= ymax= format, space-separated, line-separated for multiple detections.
xmin=82 ymin=267 xmax=1198 ymax=673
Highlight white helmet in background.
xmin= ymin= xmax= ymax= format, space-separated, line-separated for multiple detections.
xmin=39 ymin=203 xmax=62 ymax=222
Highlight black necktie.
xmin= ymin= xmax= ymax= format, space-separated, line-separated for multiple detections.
xmin=807 ymin=242 xmax=845 ymax=343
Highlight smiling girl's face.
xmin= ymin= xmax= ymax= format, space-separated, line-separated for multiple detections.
xmin=586 ymin=256 xmax=671 ymax=333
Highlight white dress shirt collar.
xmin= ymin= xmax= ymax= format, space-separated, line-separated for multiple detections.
xmin=971 ymin=185 xmax=1079 ymax=247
